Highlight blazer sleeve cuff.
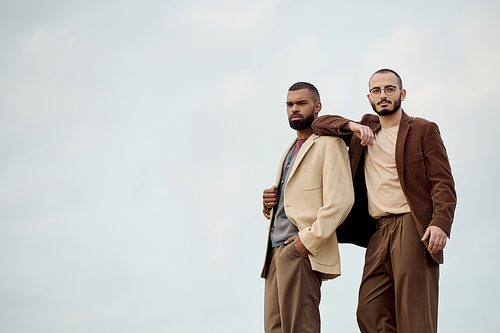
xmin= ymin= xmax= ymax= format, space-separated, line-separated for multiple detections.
xmin=263 ymin=204 xmax=272 ymax=220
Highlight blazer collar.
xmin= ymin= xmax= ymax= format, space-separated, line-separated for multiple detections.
xmin=371 ymin=110 xmax=411 ymax=133
xmin=395 ymin=110 xmax=411 ymax=181
xmin=396 ymin=110 xmax=411 ymax=143
xmin=288 ymin=133 xmax=319 ymax=180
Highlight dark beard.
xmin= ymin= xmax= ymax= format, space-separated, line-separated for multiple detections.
xmin=289 ymin=113 xmax=315 ymax=130
xmin=371 ymin=97 xmax=401 ymax=116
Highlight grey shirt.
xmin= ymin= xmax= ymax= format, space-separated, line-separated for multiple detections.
xmin=270 ymin=142 xmax=302 ymax=247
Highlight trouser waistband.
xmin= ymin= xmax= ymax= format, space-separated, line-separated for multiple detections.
xmin=376 ymin=213 xmax=410 ymax=229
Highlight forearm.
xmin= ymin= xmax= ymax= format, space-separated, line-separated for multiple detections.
xmin=311 ymin=115 xmax=353 ymax=136
xmin=299 ymin=192 xmax=354 ymax=255
xmin=342 ymin=121 xmax=357 ymax=132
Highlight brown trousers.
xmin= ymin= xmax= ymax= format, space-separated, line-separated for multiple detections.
xmin=264 ymin=243 xmax=322 ymax=333
xmin=357 ymin=213 xmax=439 ymax=333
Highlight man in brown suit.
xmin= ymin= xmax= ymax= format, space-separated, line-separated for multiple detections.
xmin=312 ymin=69 xmax=456 ymax=333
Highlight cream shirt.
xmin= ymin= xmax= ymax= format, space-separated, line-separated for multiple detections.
xmin=364 ymin=125 xmax=410 ymax=219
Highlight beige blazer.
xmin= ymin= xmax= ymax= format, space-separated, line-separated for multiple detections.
xmin=261 ymin=134 xmax=354 ymax=280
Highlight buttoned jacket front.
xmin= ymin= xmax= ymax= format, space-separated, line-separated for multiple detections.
xmin=261 ymin=134 xmax=354 ymax=281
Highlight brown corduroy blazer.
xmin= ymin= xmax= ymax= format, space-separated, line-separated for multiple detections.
xmin=311 ymin=111 xmax=456 ymax=264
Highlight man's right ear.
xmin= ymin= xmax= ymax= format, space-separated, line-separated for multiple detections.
xmin=314 ymin=101 xmax=322 ymax=114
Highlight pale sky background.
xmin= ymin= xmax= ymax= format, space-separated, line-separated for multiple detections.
xmin=1 ymin=0 xmax=499 ymax=332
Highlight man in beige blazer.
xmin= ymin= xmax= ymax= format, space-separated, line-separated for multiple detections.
xmin=261 ymin=82 xmax=354 ymax=333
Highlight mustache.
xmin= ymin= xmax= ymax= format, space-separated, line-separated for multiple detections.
xmin=289 ymin=112 xmax=304 ymax=120
xmin=377 ymin=100 xmax=392 ymax=105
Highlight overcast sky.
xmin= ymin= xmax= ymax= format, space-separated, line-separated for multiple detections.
xmin=1 ymin=0 xmax=499 ymax=332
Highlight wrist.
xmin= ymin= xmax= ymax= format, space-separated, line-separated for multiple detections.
xmin=342 ymin=121 xmax=355 ymax=132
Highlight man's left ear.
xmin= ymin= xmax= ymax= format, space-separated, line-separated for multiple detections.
xmin=400 ymin=89 xmax=406 ymax=101
xmin=315 ymin=101 xmax=322 ymax=114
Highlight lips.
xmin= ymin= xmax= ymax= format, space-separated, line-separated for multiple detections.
xmin=378 ymin=101 xmax=391 ymax=107
xmin=290 ymin=114 xmax=303 ymax=121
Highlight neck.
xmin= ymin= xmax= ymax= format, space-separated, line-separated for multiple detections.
xmin=378 ymin=109 xmax=402 ymax=129
xmin=296 ymin=127 xmax=313 ymax=140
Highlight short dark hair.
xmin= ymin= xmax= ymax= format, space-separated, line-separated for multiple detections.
xmin=288 ymin=82 xmax=320 ymax=101
xmin=369 ymin=69 xmax=403 ymax=89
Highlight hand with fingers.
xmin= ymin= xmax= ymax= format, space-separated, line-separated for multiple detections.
xmin=421 ymin=226 xmax=448 ymax=254
xmin=263 ymin=185 xmax=279 ymax=209
xmin=346 ymin=121 xmax=374 ymax=146
xmin=285 ymin=235 xmax=310 ymax=257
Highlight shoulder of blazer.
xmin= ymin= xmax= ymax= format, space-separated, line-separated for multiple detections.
xmin=310 ymin=133 xmax=321 ymax=140
xmin=400 ymin=110 xmax=436 ymax=126
xmin=307 ymin=133 xmax=345 ymax=147
xmin=360 ymin=113 xmax=380 ymax=125
xmin=399 ymin=110 xmax=437 ymax=135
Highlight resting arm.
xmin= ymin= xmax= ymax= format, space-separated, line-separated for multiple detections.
xmin=312 ymin=115 xmax=374 ymax=146
xmin=298 ymin=138 xmax=355 ymax=256
xmin=344 ymin=121 xmax=374 ymax=146
xmin=421 ymin=122 xmax=457 ymax=251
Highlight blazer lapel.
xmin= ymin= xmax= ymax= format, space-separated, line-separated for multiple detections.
xmin=395 ymin=111 xmax=411 ymax=186
xmin=288 ymin=134 xmax=318 ymax=181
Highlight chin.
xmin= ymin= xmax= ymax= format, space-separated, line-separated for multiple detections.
xmin=375 ymin=108 xmax=397 ymax=116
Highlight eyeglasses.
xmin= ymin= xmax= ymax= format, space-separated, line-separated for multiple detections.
xmin=369 ymin=86 xmax=398 ymax=98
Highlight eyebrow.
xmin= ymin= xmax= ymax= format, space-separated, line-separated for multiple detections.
xmin=286 ymin=99 xmax=308 ymax=104
xmin=370 ymin=85 xmax=397 ymax=90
